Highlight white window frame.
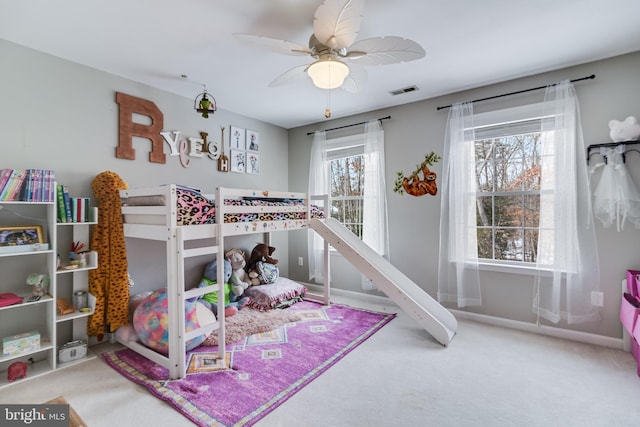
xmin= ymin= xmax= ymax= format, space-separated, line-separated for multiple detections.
xmin=469 ymin=103 xmax=555 ymax=274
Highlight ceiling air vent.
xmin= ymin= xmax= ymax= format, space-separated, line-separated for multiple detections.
xmin=389 ymin=85 xmax=419 ymax=96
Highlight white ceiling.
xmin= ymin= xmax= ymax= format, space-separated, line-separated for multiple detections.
xmin=2 ymin=0 xmax=640 ymax=129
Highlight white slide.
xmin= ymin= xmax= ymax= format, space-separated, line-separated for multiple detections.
xmin=310 ymin=218 xmax=457 ymax=346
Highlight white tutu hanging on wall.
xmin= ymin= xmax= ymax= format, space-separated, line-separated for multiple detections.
xmin=591 ymin=144 xmax=640 ymax=231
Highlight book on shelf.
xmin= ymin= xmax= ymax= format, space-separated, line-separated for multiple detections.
xmin=0 ymin=169 xmax=13 ymax=196
xmin=71 ymin=197 xmax=90 ymax=223
xmin=56 ymin=184 xmax=66 ymax=223
xmin=62 ymin=185 xmax=72 ymax=222
xmin=2 ymin=169 xmax=27 ymax=201
xmin=57 ymin=185 xmax=92 ymax=223
xmin=0 ymin=169 xmax=56 ymax=202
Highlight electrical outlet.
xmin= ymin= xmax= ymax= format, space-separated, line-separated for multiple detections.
xmin=591 ymin=291 xmax=604 ymax=307
xmin=298 ymin=256 xmax=303 ymax=266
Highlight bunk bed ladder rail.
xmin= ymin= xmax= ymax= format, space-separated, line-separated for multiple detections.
xmin=171 ymin=186 xmax=226 ymax=379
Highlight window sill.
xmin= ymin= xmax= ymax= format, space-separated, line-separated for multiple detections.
xmin=476 ymin=261 xmax=555 ymax=277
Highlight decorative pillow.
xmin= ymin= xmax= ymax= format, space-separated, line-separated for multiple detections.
xmin=245 ymin=277 xmax=306 ymax=311
xmin=254 ymin=261 xmax=279 ymax=284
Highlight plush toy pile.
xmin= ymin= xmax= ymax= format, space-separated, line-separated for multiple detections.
xmin=197 ymin=253 xmax=250 ymax=317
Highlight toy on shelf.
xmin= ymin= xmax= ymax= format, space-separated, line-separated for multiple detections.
xmin=609 ymin=116 xmax=640 ymax=142
xmin=26 ymin=273 xmax=50 ymax=298
xmin=7 ymin=361 xmax=27 ymax=382
xmin=56 ymin=298 xmax=75 ymax=316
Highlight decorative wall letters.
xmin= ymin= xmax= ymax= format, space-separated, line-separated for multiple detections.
xmin=115 ymin=92 xmax=166 ymax=163
xmin=115 ymin=92 xmax=225 ymax=169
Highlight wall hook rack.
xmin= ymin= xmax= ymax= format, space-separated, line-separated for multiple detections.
xmin=586 ymin=140 xmax=640 ymax=164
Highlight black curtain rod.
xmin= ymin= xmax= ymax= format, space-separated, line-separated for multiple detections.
xmin=436 ymin=74 xmax=596 ymax=111
xmin=306 ymin=116 xmax=391 ymax=136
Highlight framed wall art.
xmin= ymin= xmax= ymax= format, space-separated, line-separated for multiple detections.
xmin=246 ymin=129 xmax=260 ymax=152
xmin=247 ymin=152 xmax=260 ymax=174
xmin=230 ymin=126 xmax=246 ymax=150
xmin=230 ymin=149 xmax=246 ymax=173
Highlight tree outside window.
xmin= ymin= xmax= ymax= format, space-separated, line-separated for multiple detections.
xmin=474 ymin=130 xmax=545 ymax=264
xmin=329 ymin=153 xmax=365 ymax=239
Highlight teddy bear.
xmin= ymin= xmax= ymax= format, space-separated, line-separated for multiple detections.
xmin=609 ymin=116 xmax=640 ymax=142
xmin=225 ymin=248 xmax=252 ymax=296
xmin=196 ymin=257 xmax=248 ymax=317
xmin=247 ymin=243 xmax=279 ymax=285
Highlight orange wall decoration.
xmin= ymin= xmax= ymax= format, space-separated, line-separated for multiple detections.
xmin=393 ymin=152 xmax=441 ymax=197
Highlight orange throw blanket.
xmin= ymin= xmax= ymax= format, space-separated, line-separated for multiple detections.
xmin=88 ymin=171 xmax=129 ymax=336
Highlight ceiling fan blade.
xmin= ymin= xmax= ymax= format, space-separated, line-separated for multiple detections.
xmin=268 ymin=64 xmax=310 ymax=87
xmin=341 ymin=64 xmax=367 ymax=93
xmin=313 ymin=0 xmax=364 ymax=50
xmin=234 ymin=33 xmax=312 ymax=56
xmin=347 ymin=36 xmax=426 ymax=66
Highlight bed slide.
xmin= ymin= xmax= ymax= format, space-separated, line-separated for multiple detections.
xmin=310 ymin=218 xmax=457 ymax=346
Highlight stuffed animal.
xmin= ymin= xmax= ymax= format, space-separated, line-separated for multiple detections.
xmin=247 ymin=244 xmax=279 ymax=285
xmin=224 ymin=249 xmax=252 ymax=296
xmin=609 ymin=116 xmax=640 ymax=142
xmin=197 ymin=257 xmax=247 ymax=317
xmin=248 ymin=243 xmax=278 ymax=270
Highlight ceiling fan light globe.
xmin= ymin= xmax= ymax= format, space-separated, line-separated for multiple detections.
xmin=307 ymin=57 xmax=349 ymax=89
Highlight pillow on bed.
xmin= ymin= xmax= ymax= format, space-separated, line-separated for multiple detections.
xmin=123 ymin=195 xmax=166 ymax=206
xmin=176 ymin=188 xmax=216 ymax=225
xmin=245 ymin=277 xmax=306 ymax=311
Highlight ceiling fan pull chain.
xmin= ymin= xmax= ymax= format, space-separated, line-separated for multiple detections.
xmin=325 ymin=89 xmax=332 ymax=118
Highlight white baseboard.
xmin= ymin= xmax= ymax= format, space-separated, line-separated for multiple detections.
xmin=304 ymin=283 xmax=625 ymax=350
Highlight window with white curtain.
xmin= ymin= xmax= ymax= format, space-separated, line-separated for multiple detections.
xmin=308 ymin=120 xmax=389 ymax=284
xmin=438 ymin=81 xmax=600 ymax=324
xmin=472 ymin=105 xmax=548 ymax=266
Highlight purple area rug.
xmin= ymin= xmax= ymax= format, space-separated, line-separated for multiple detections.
xmin=102 ymin=301 xmax=395 ymax=426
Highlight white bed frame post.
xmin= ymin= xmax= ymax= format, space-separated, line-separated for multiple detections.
xmin=168 ymin=185 xmax=185 ymax=379
xmin=215 ymin=187 xmax=226 ymax=361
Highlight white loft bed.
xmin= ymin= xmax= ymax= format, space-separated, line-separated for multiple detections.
xmin=117 ymin=185 xmax=329 ymax=379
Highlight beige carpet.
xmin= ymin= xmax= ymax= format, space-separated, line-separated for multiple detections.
xmin=200 ymin=307 xmax=301 ymax=346
xmin=2 ymin=292 xmax=639 ymax=427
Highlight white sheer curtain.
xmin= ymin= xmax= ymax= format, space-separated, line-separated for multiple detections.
xmin=307 ymin=120 xmax=389 ymax=287
xmin=361 ymin=120 xmax=389 ymax=289
xmin=437 ymin=102 xmax=482 ymax=307
xmin=362 ymin=120 xmax=389 ymax=256
xmin=308 ymin=130 xmax=327 ymax=282
xmin=534 ymin=80 xmax=600 ymax=324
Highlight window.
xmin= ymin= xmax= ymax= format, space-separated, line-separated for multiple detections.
xmin=439 ymin=82 xmax=600 ymax=324
xmin=465 ymin=103 xmax=553 ymax=267
xmin=327 ymin=146 xmax=365 ymax=238
xmin=474 ymin=123 xmax=544 ymax=264
xmin=308 ymin=121 xmax=389 ymax=282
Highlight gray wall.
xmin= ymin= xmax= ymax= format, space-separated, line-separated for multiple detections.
xmin=287 ymin=51 xmax=640 ymax=340
xmin=0 ymin=39 xmax=291 ymax=293
xmin=3 ymin=37 xmax=639 ymax=341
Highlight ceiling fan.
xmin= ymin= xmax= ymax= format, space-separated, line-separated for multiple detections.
xmin=234 ymin=0 xmax=426 ymax=93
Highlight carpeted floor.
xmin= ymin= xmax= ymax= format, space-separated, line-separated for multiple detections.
xmin=102 ymin=301 xmax=395 ymax=426
xmin=2 ymin=292 xmax=640 ymax=427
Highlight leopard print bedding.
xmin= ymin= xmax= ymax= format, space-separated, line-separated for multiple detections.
xmin=175 ymin=188 xmax=325 ymax=226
